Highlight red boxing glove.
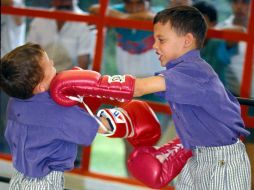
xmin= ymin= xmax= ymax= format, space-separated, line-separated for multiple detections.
xmin=50 ymin=68 xmax=135 ymax=107
xmin=127 ymin=138 xmax=192 ymax=189
xmin=97 ymin=100 xmax=161 ymax=147
xmin=77 ymin=96 xmax=102 ymax=113
xmin=51 ymin=67 xmax=101 ymax=113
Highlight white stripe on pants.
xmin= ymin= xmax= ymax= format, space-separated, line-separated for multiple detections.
xmin=176 ymin=140 xmax=251 ymax=190
xmin=9 ymin=170 xmax=64 ymax=190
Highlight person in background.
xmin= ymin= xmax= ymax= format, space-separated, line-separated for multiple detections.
xmin=1 ymin=0 xmax=26 ymax=153
xmin=27 ymin=0 xmax=95 ymax=72
xmin=1 ymin=0 xmax=25 ymax=56
xmin=193 ymin=1 xmax=234 ymax=86
xmin=90 ymin=0 xmax=163 ymax=77
xmin=217 ymin=0 xmax=250 ymax=96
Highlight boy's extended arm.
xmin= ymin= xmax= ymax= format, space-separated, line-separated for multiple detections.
xmin=134 ymin=76 xmax=166 ymax=97
xmin=50 ymin=69 xmax=166 ymax=106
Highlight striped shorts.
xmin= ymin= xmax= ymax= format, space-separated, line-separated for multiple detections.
xmin=9 ymin=170 xmax=64 ymax=190
xmin=176 ymin=140 xmax=251 ymax=190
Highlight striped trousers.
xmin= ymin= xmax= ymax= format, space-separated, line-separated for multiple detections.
xmin=176 ymin=140 xmax=251 ymax=190
xmin=9 ymin=170 xmax=64 ymax=190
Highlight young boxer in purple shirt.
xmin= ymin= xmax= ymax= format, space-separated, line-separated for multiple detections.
xmin=0 ymin=43 xmax=161 ymax=190
xmin=48 ymin=6 xmax=251 ymax=189
xmin=129 ymin=6 xmax=251 ymax=189
xmin=0 ymin=43 xmax=103 ymax=190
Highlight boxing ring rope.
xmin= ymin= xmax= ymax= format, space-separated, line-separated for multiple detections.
xmin=1 ymin=0 xmax=253 ymax=189
xmin=237 ymin=97 xmax=254 ymax=106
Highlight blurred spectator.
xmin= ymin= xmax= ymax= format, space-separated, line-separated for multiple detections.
xmin=1 ymin=0 xmax=26 ymax=56
xmin=90 ymin=0 xmax=169 ymax=176
xmin=217 ymin=0 xmax=250 ymax=96
xmin=89 ymin=0 xmax=164 ymax=77
xmin=193 ymin=1 xmax=234 ymax=86
xmin=27 ymin=0 xmax=95 ymax=72
xmin=1 ymin=0 xmax=26 ymax=153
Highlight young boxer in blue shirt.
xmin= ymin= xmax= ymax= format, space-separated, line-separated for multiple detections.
xmin=130 ymin=6 xmax=251 ymax=190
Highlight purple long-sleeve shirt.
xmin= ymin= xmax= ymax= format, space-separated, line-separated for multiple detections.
xmin=155 ymin=50 xmax=249 ymax=149
xmin=5 ymin=91 xmax=99 ymax=177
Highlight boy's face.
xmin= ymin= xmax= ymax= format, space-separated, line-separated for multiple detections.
xmin=153 ymin=22 xmax=187 ymax=66
xmin=34 ymin=52 xmax=56 ymax=94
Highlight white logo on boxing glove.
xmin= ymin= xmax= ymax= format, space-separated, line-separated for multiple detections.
xmin=108 ymin=75 xmax=126 ymax=83
xmin=109 ymin=109 xmax=126 ymax=124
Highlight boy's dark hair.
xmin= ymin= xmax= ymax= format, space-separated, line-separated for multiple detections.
xmin=0 ymin=43 xmax=45 ymax=99
xmin=153 ymin=6 xmax=207 ymax=49
xmin=193 ymin=1 xmax=218 ymax=24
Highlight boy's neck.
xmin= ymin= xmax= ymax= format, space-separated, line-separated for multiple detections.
xmin=180 ymin=47 xmax=198 ymax=57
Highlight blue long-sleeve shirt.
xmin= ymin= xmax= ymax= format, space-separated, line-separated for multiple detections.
xmin=155 ymin=50 xmax=249 ymax=149
xmin=5 ymin=91 xmax=99 ymax=177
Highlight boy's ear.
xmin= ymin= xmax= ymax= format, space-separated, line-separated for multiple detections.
xmin=33 ymin=82 xmax=46 ymax=94
xmin=184 ymin=33 xmax=195 ymax=48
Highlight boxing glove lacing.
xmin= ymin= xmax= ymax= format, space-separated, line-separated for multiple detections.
xmin=156 ymin=143 xmax=183 ymax=163
xmin=66 ymin=95 xmax=114 ymax=136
